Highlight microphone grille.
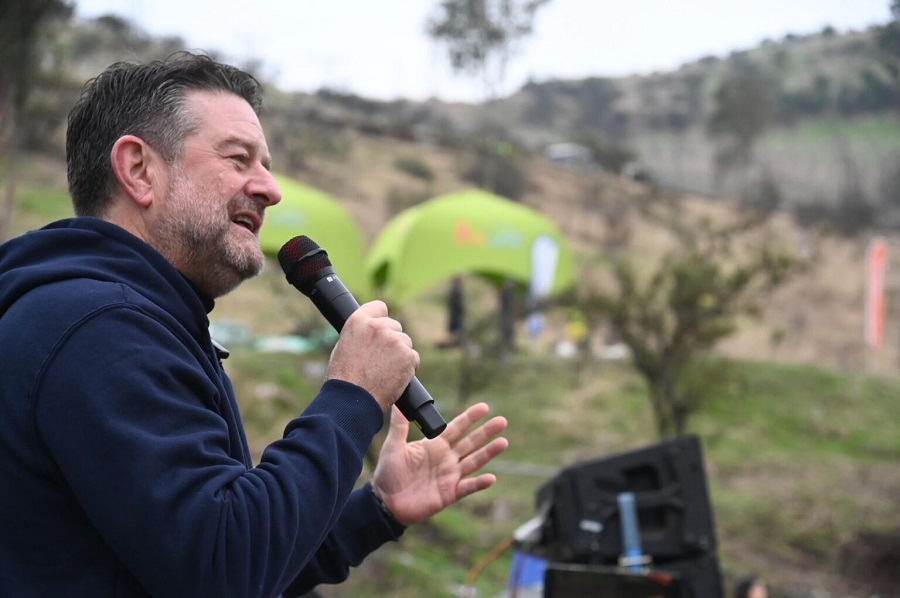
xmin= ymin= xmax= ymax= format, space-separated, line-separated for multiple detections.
xmin=278 ymin=235 xmax=333 ymax=289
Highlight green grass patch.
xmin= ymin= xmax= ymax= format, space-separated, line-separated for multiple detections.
xmin=696 ymin=361 xmax=900 ymax=462
xmin=223 ymin=352 xmax=900 ymax=596
xmin=6 ymin=184 xmax=74 ymax=237
xmin=16 ymin=185 xmax=72 ymax=220
xmin=767 ymin=115 xmax=900 ymax=146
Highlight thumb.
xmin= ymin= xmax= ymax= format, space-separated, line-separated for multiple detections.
xmin=383 ymin=405 xmax=411 ymax=449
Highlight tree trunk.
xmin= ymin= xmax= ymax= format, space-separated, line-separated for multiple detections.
xmin=0 ymin=100 xmax=17 ymax=242
xmin=647 ymin=383 xmax=670 ymax=439
xmin=0 ymin=158 xmax=17 ymax=242
xmin=672 ymin=402 xmax=688 ymax=437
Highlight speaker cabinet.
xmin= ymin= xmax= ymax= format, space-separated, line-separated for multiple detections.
xmin=543 ymin=553 xmax=723 ymax=598
xmin=534 ymin=435 xmax=718 ymax=566
xmin=543 ymin=562 xmax=682 ymax=598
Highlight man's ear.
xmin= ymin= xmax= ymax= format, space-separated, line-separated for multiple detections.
xmin=110 ymin=135 xmax=160 ymax=208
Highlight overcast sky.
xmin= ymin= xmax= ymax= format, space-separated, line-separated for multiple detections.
xmin=73 ymin=0 xmax=893 ymax=103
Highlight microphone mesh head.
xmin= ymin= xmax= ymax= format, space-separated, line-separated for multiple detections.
xmin=278 ymin=235 xmax=333 ymax=290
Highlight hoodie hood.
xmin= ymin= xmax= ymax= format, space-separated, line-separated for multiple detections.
xmin=0 ymin=218 xmax=213 ymax=336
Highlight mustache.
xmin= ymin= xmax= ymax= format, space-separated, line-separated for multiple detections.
xmin=228 ymin=196 xmax=266 ymax=219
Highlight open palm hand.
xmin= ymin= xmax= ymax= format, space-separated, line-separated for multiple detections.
xmin=371 ymin=403 xmax=509 ymax=526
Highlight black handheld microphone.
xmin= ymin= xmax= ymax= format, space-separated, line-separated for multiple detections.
xmin=278 ymin=235 xmax=447 ymax=439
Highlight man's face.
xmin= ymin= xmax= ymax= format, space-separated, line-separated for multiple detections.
xmin=151 ymin=90 xmax=281 ymax=298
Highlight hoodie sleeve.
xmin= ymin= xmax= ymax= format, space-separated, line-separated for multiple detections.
xmin=281 ymin=484 xmax=405 ymax=596
xmin=33 ymin=303 xmax=393 ymax=598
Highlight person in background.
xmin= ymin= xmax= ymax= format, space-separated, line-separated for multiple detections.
xmin=499 ymin=278 xmax=518 ymax=357
xmin=734 ymin=575 xmax=769 ymax=598
xmin=0 ymin=52 xmax=508 ymax=597
xmin=446 ymin=275 xmax=466 ymax=347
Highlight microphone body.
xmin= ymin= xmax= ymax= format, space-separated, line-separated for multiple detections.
xmin=279 ymin=240 xmax=447 ymax=439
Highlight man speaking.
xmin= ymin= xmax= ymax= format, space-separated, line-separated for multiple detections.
xmin=0 ymin=52 xmax=508 ymax=597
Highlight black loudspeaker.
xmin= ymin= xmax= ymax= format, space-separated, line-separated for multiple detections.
xmin=543 ymin=553 xmax=723 ymax=598
xmin=534 ymin=435 xmax=718 ymax=566
xmin=543 ymin=562 xmax=682 ymax=598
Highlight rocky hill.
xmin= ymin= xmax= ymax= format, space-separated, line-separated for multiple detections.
xmin=31 ymin=15 xmax=900 ymax=212
xmin=211 ymin=130 xmax=900 ymax=377
xmin=9 ymin=14 xmax=900 ymax=377
xmin=261 ymin=24 xmax=899 ymax=211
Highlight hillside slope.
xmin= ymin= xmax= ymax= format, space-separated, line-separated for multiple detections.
xmin=198 ymin=131 xmax=900 ymax=378
xmin=9 ymin=95 xmax=900 ymax=598
xmin=11 ymin=122 xmax=898 ymax=377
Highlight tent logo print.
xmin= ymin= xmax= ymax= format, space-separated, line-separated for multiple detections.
xmin=453 ymin=220 xmax=523 ymax=248
xmin=270 ymin=211 xmax=306 ymax=226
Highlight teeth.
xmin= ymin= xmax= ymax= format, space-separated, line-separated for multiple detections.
xmin=233 ymin=216 xmax=253 ymax=230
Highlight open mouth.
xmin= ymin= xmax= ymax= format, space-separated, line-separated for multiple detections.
xmin=231 ymin=214 xmax=258 ymax=234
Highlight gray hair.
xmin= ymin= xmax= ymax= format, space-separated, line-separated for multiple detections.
xmin=66 ymin=52 xmax=263 ymax=216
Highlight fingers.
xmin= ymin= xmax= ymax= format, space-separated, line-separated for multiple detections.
xmin=329 ymin=301 xmax=419 ymax=410
xmin=438 ymin=402 xmax=492 ymax=445
xmin=440 ymin=402 xmax=507 ymax=459
xmin=439 ymin=403 xmax=509 ymax=482
xmin=456 ymin=473 xmax=498 ymax=501
xmin=458 ymin=436 xmax=509 ymax=479
xmin=452 ymin=415 xmax=508 ymax=458
xmin=356 ymin=302 xmax=414 ymax=351
xmin=355 ymin=301 xmax=402 ymax=329
xmin=350 ymin=302 xmax=408 ymax=338
xmin=355 ymin=300 xmax=389 ymax=318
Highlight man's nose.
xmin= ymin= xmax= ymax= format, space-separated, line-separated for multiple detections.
xmin=248 ymin=166 xmax=281 ymax=207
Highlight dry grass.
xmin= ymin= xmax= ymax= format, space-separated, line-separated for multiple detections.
xmin=12 ymin=134 xmax=900 ymax=597
xmin=336 ymin=135 xmax=898 ymax=376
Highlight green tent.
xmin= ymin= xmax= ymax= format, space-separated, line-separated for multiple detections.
xmin=259 ymin=174 xmax=370 ymax=298
xmin=366 ymin=189 xmax=575 ymax=305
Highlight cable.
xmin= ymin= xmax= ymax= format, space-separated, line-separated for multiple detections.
xmin=460 ymin=535 xmax=515 ymax=597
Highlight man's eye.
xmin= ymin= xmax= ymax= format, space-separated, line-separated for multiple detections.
xmin=231 ymin=154 xmax=249 ymax=164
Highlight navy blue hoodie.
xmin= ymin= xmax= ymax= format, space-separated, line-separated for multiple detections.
xmin=0 ymin=218 xmax=401 ymax=597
